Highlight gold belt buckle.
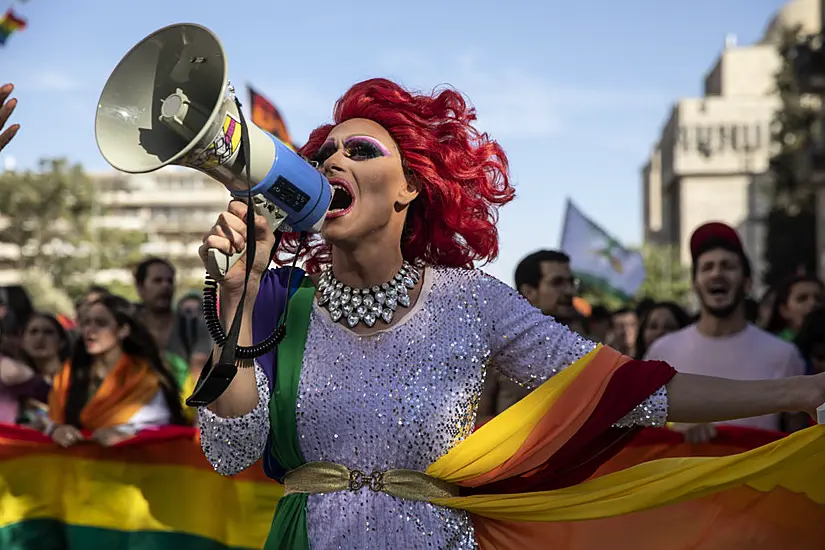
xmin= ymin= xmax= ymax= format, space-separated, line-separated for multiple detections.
xmin=348 ymin=469 xmax=386 ymax=492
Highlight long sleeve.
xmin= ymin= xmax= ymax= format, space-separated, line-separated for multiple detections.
xmin=197 ymin=363 xmax=270 ymax=475
xmin=477 ymin=271 xmax=669 ymax=427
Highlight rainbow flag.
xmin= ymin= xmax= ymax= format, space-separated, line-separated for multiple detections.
xmin=0 ymin=9 xmax=26 ymax=46
xmin=520 ymin=426 xmax=825 ymax=548
xmin=0 ymin=424 xmax=283 ymax=549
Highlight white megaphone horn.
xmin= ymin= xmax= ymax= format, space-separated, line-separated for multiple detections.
xmin=94 ymin=23 xmax=332 ymax=277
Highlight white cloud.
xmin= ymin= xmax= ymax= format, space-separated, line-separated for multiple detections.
xmin=17 ymin=71 xmax=83 ymax=92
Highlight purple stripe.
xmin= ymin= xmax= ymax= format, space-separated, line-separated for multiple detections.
xmin=251 ymin=267 xmax=301 ymax=392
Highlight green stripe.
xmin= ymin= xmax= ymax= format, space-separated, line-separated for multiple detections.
xmin=0 ymin=519 xmax=252 ymax=550
xmin=265 ymin=276 xmax=315 ymax=550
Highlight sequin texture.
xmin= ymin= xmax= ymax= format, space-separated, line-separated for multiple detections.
xmin=198 ymin=267 xmax=670 ymax=549
xmin=198 ymin=365 xmax=270 ymax=475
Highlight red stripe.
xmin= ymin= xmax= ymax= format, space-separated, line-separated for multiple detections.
xmin=0 ymin=423 xmax=271 ymax=481
xmin=3 ymin=10 xmax=26 ymax=28
xmin=0 ymin=422 xmax=197 ymax=445
xmin=467 ymin=360 xmax=676 ymax=495
xmin=626 ymin=425 xmax=785 ymax=448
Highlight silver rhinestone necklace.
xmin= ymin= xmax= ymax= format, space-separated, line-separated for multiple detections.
xmin=317 ymin=261 xmax=421 ymax=328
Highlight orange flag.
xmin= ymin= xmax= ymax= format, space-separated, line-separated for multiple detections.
xmin=248 ymin=85 xmax=294 ymax=148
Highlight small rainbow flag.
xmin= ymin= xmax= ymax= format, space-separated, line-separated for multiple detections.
xmin=0 ymin=9 xmax=26 ymax=46
xmin=0 ymin=424 xmax=283 ymax=549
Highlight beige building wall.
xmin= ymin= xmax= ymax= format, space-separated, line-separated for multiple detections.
xmin=642 ymin=0 xmax=822 ymax=291
xmin=643 ymin=0 xmax=820 ymax=291
xmin=0 ymin=166 xmax=231 ymax=285
xmin=656 ymin=90 xmax=778 ymax=269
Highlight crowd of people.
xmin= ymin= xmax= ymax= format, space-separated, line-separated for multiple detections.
xmin=2 ymin=76 xmax=825 ymax=548
xmin=0 ymin=222 xmax=821 ymax=448
xmin=0 ymin=256 xmax=212 ymax=444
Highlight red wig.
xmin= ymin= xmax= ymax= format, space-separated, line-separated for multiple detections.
xmin=278 ymin=78 xmax=515 ymax=272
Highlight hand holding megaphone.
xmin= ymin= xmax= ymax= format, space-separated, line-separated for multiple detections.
xmin=94 ymin=23 xmax=332 ymax=277
xmin=199 ymin=200 xmax=276 ymax=293
xmin=94 ymin=22 xmax=332 ymax=405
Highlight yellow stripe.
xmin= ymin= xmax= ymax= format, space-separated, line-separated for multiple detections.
xmin=431 ymin=424 xmax=825 ymax=521
xmin=426 ymin=347 xmax=599 ymax=482
xmin=0 ymin=454 xmax=283 ymax=547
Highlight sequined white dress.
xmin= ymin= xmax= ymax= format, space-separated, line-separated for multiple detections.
xmin=198 ymin=267 xmax=669 ymax=550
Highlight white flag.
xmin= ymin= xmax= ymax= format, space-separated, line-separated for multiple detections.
xmin=559 ymin=199 xmax=645 ymax=299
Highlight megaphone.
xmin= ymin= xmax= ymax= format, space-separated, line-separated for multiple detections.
xmin=94 ymin=23 xmax=332 ymax=277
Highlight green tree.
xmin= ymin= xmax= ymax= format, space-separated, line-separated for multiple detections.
xmin=764 ymin=26 xmax=820 ymax=287
xmin=637 ymin=244 xmax=692 ymax=304
xmin=0 ymin=158 xmax=147 ymax=302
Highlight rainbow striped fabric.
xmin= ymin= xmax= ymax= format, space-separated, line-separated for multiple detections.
xmin=0 ymin=9 xmax=26 ymax=46
xmin=0 ymin=424 xmax=283 ymax=549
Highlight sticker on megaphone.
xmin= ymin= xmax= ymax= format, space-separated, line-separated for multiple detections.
xmin=93 ymin=23 xmax=333 ymax=276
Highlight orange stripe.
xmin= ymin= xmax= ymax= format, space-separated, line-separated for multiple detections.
xmin=0 ymin=433 xmax=272 ymax=483
xmin=464 ymin=347 xmax=629 ymax=486
xmin=473 ymin=485 xmax=825 ymax=549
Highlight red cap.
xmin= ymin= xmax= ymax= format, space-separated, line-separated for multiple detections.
xmin=689 ymin=222 xmax=743 ymax=260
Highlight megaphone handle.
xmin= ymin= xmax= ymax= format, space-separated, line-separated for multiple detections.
xmin=205 ymin=200 xmax=288 ymax=279
xmin=207 ymin=248 xmax=243 ymax=278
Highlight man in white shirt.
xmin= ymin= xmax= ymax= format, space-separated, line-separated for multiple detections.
xmin=644 ymin=222 xmax=807 ymax=442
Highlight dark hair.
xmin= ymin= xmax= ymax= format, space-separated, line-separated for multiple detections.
xmin=18 ymin=312 xmax=71 ymax=369
xmin=63 ymin=294 xmax=186 ymax=428
xmin=634 ymin=301 xmax=690 ymax=359
xmin=794 ymin=306 xmax=825 ymax=362
xmin=765 ymin=274 xmax=824 ymax=335
xmin=635 ymin=297 xmax=655 ymax=319
xmin=0 ymin=285 xmax=34 ymax=341
xmin=134 ymin=257 xmax=175 ymax=287
xmin=613 ymin=307 xmax=636 ymax=317
xmin=589 ymin=305 xmax=612 ymax=322
xmin=87 ymin=285 xmax=109 ymax=296
xmin=690 ymin=237 xmax=752 ymax=279
xmin=514 ymin=250 xmax=570 ymax=290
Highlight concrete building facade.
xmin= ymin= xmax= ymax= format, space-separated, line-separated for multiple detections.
xmin=0 ymin=166 xmax=230 ymax=286
xmin=642 ymin=0 xmax=819 ymax=293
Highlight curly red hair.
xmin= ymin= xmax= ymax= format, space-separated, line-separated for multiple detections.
xmin=277 ymin=78 xmax=515 ymax=272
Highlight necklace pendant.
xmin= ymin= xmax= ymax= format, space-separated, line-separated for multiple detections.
xmin=319 ymin=261 xmax=420 ymax=328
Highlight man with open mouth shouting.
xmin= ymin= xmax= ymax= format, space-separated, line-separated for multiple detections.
xmin=644 ymin=222 xmax=809 ymax=441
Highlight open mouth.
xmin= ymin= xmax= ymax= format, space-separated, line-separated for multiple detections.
xmin=708 ymin=284 xmax=728 ymax=297
xmin=327 ymin=179 xmax=355 ymax=219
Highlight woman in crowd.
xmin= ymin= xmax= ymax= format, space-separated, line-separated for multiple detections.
xmin=45 ymin=294 xmax=186 ymax=447
xmin=195 ymin=78 xmax=825 ymax=549
xmin=15 ymin=312 xmax=70 ymax=427
xmin=634 ymin=301 xmax=690 ymax=360
xmin=765 ymin=274 xmax=824 ymax=341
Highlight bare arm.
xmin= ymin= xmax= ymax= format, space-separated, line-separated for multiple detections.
xmin=666 ymin=372 xmax=818 ymax=423
xmin=0 ymin=356 xmax=35 ymax=386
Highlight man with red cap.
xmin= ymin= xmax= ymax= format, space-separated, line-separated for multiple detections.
xmin=643 ymin=222 xmax=808 ymax=442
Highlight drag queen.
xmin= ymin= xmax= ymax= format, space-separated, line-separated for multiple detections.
xmin=197 ymin=78 xmax=825 ymax=549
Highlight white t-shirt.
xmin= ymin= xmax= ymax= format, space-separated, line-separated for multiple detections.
xmin=644 ymin=323 xmax=806 ymax=431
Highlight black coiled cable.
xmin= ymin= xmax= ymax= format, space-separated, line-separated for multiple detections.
xmin=202 ymin=231 xmax=307 ymax=361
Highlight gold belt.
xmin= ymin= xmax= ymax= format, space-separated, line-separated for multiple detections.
xmin=283 ymin=461 xmax=460 ymax=502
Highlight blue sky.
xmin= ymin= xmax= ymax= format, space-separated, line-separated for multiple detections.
xmin=0 ymin=0 xmax=788 ymax=283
